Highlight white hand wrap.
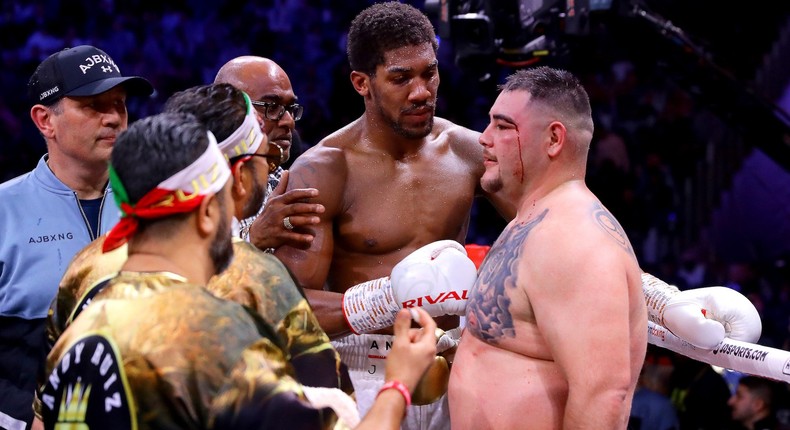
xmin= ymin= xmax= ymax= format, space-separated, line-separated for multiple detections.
xmin=342 ymin=277 xmax=400 ymax=335
xmin=436 ymin=327 xmax=462 ymax=354
xmin=642 ymin=273 xmax=762 ymax=349
xmin=342 ymin=240 xmax=477 ymax=335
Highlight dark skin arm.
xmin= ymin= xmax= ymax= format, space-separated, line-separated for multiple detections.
xmin=274 ymin=146 xmax=352 ymax=339
xmin=275 ymin=145 xmax=459 ymax=338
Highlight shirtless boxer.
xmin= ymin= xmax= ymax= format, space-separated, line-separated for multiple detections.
xmin=274 ymin=3 xmax=497 ymax=429
xmin=276 ymin=2 xmax=761 ymax=429
xmin=449 ymin=67 xmax=647 ymax=429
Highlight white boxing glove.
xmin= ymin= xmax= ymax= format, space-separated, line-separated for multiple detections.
xmin=642 ymin=273 xmax=762 ymax=349
xmin=342 ymin=240 xmax=476 ymax=334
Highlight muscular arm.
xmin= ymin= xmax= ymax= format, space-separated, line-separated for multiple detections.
xmin=274 ymin=147 xmax=352 ymax=339
xmin=527 ymin=214 xmax=643 ymax=428
xmin=300 ymin=290 xmax=349 ymax=339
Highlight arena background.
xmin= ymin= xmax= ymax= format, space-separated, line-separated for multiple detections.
xmin=1 ymin=0 xmax=789 ymax=347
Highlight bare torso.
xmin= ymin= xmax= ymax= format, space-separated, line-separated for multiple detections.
xmin=278 ymin=117 xmax=484 ymax=336
xmin=448 ymin=183 xmax=646 ymax=429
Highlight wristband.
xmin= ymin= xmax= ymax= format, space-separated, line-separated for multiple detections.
xmin=377 ymin=380 xmax=411 ymax=410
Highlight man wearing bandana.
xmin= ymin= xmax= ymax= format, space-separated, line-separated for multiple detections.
xmin=166 ymin=83 xmax=350 ymax=391
xmin=38 ymin=112 xmax=440 ymax=429
xmin=46 ymin=83 xmax=350 ymax=397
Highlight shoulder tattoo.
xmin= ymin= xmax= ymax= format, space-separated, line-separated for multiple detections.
xmin=288 ymin=162 xmax=317 ymax=189
xmin=466 ymin=209 xmax=547 ymax=343
xmin=592 ymin=202 xmax=635 ymax=257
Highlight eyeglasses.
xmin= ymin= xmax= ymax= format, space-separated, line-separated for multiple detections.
xmin=249 ymin=100 xmax=303 ymax=122
xmin=246 ymin=153 xmax=282 ymax=174
xmin=229 ymin=143 xmax=285 ymax=174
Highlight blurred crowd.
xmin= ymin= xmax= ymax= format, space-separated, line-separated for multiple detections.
xmin=1 ymin=1 xmax=788 ymax=427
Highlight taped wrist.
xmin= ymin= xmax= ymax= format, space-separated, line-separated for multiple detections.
xmin=642 ymin=272 xmax=680 ymax=327
xmin=342 ymin=277 xmax=400 ymax=334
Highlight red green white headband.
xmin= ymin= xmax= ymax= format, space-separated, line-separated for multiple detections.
xmin=103 ymin=131 xmax=231 ymax=252
xmin=217 ymin=92 xmax=264 ymax=162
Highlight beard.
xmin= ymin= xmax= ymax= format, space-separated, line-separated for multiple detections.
xmin=242 ymin=176 xmax=267 ymax=220
xmin=377 ymin=102 xmax=434 ymax=139
xmin=480 ymin=171 xmax=503 ymax=194
xmin=209 ymin=201 xmax=234 ymax=275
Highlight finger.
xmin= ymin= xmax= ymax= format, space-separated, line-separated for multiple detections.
xmin=409 ymin=308 xmax=421 ymax=325
xmin=279 ymin=215 xmax=320 ymax=229
xmin=392 ymin=309 xmax=413 ymax=341
xmin=284 ymin=209 xmax=323 ymax=223
xmin=280 ymin=232 xmax=316 ymax=245
xmin=279 ymin=188 xmax=320 ymax=204
xmin=406 ymin=327 xmax=421 ymax=342
xmin=408 ymin=326 xmax=437 ymax=355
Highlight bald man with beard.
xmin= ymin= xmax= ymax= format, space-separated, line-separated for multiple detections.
xmin=214 ymin=56 xmax=324 ymax=253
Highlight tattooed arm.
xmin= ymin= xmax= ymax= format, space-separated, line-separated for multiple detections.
xmin=526 ymin=201 xmax=646 ymax=429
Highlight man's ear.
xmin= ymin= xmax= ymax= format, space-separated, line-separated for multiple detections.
xmin=546 ymin=121 xmax=567 ymax=158
xmin=196 ymin=194 xmax=219 ymax=238
xmin=350 ymin=71 xmax=369 ymax=97
xmin=30 ymin=104 xmax=55 ymax=138
xmin=231 ymin=162 xmax=247 ymax=200
xmin=752 ymin=396 xmax=767 ymax=413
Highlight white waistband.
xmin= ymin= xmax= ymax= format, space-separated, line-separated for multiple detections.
xmin=332 ymin=333 xmax=394 ymax=370
xmin=331 ymin=328 xmax=463 ymax=370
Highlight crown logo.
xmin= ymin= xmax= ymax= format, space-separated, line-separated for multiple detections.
xmin=55 ymin=379 xmax=91 ymax=430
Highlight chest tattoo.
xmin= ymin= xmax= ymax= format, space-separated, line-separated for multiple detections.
xmin=466 ymin=209 xmax=547 ymax=343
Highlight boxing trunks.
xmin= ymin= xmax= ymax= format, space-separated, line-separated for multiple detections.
xmin=332 ymin=328 xmax=460 ymax=430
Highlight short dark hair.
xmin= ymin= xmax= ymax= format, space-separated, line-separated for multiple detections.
xmin=501 ymin=66 xmax=594 ymax=134
xmin=347 ymin=1 xmax=438 ymax=76
xmin=111 ymin=112 xmax=216 ymax=234
xmin=162 ymin=82 xmax=261 ymax=179
xmin=738 ymin=375 xmax=780 ymax=411
xmin=112 ymin=111 xmax=209 ymax=200
xmin=163 ymin=83 xmax=247 ymax=142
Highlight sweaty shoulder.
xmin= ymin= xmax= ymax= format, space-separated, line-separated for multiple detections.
xmin=287 ymin=125 xmax=352 ymax=193
xmin=432 ymin=117 xmax=482 ymax=165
